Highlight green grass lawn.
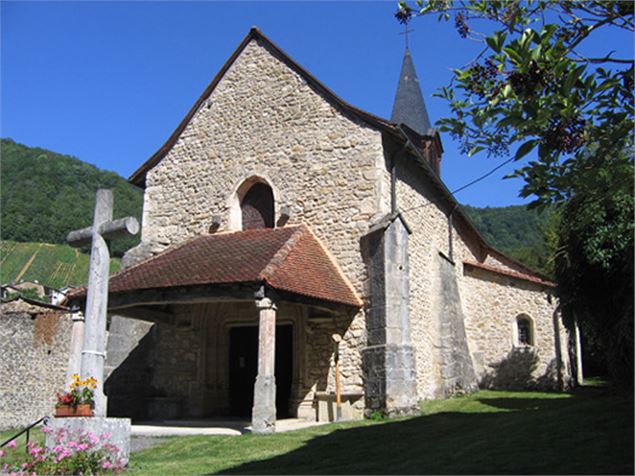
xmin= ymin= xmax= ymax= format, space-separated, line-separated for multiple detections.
xmin=128 ymin=386 xmax=633 ymax=475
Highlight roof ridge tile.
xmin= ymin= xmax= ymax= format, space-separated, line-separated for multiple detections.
xmin=259 ymin=225 xmax=307 ymax=282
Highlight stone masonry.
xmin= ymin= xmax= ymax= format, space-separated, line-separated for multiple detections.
xmin=0 ymin=299 xmax=71 ymax=430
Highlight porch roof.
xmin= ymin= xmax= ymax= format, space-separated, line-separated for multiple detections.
xmin=80 ymin=225 xmax=362 ymax=308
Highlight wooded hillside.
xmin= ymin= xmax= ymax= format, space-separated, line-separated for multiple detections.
xmin=0 ymin=138 xmax=143 ymax=257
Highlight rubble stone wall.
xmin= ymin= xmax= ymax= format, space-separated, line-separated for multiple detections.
xmin=0 ymin=301 xmax=71 ymax=430
xmin=394 ymin=156 xmax=570 ymax=398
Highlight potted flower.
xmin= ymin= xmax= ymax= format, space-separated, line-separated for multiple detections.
xmin=55 ymin=374 xmax=96 ymax=417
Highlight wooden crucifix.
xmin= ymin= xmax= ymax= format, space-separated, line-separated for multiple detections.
xmin=67 ymin=189 xmax=139 ymax=417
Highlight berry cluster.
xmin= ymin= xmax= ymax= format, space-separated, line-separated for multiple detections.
xmin=395 ymin=6 xmax=413 ymax=25
xmin=555 ymin=27 xmax=575 ymax=44
xmin=543 ymin=117 xmax=585 ymax=153
xmin=465 ymin=57 xmax=499 ymax=98
xmin=621 ymin=69 xmax=634 ymax=92
xmin=509 ymin=61 xmax=547 ymax=97
xmin=502 ymin=3 xmax=520 ymax=26
xmin=455 ymin=13 xmax=469 ymax=38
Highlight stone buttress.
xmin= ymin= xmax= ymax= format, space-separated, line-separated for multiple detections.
xmin=361 ymin=212 xmax=418 ymax=416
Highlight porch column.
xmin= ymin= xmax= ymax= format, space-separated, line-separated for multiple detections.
xmin=252 ymin=297 xmax=277 ymax=434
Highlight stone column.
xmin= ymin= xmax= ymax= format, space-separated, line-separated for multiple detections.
xmin=65 ymin=311 xmax=85 ymax=387
xmin=252 ymin=297 xmax=277 ymax=434
xmin=574 ymin=318 xmax=584 ymax=386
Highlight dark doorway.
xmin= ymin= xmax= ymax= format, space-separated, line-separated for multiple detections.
xmin=228 ymin=324 xmax=293 ymax=418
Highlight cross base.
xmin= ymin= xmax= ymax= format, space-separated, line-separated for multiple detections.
xmin=45 ymin=417 xmax=131 ymax=465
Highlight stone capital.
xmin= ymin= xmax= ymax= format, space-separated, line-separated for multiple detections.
xmin=255 ymin=297 xmax=277 ymax=311
xmin=71 ymin=312 xmax=85 ymax=323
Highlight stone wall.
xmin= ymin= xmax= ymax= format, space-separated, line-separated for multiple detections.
xmin=136 ymin=38 xmax=387 ymax=406
xmin=461 ymin=269 xmax=569 ymax=389
xmin=0 ymin=300 xmax=72 ymax=430
xmin=394 ymin=155 xmax=570 ymax=398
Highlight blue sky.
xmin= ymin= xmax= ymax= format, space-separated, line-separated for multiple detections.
xmin=2 ymin=1 xmax=632 ymax=207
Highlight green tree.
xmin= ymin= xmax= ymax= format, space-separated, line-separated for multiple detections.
xmin=397 ymin=0 xmax=634 ymax=385
xmin=0 ymin=138 xmax=143 ymax=257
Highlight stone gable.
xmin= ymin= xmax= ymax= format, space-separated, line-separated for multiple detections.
xmin=136 ymin=38 xmax=389 ymax=403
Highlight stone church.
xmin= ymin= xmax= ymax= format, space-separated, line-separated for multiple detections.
xmin=75 ymin=28 xmax=581 ymax=432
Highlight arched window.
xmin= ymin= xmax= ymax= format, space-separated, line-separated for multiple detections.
xmin=516 ymin=315 xmax=534 ymax=346
xmin=241 ymin=182 xmax=274 ymax=230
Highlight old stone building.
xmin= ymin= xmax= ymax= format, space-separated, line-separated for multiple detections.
xmin=73 ymin=28 xmax=580 ymax=431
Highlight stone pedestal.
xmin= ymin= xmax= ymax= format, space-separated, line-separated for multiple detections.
xmin=363 ymin=344 xmax=418 ymax=416
xmin=46 ymin=417 xmax=131 ymax=464
xmin=252 ymin=375 xmax=277 ymax=433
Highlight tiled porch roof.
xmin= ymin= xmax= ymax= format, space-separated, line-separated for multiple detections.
xmin=101 ymin=225 xmax=362 ymax=308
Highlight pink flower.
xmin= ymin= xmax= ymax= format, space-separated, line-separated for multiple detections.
xmin=77 ymin=443 xmax=89 ymax=451
xmin=6 ymin=440 xmax=16 ymax=449
xmin=41 ymin=426 xmax=52 ymax=434
xmin=88 ymin=435 xmax=99 ymax=445
xmin=101 ymin=460 xmax=113 ymax=469
xmin=0 ymin=449 xmax=5 ymax=457
xmin=52 ymin=444 xmax=63 ymax=453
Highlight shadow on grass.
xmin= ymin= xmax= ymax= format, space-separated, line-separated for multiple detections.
xmin=216 ymin=390 xmax=633 ymax=475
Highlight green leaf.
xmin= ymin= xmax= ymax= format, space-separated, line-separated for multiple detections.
xmin=503 ymin=46 xmax=523 ymax=65
xmin=468 ymin=146 xmax=485 ymax=157
xmin=497 ymin=114 xmax=524 ymax=128
xmin=515 ymin=139 xmax=538 ymax=161
xmin=563 ymin=64 xmax=586 ymax=95
xmin=486 ymin=31 xmax=507 ymax=53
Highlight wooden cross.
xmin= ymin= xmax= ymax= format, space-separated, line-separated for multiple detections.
xmin=400 ymin=25 xmax=415 ymax=49
xmin=67 ymin=189 xmax=139 ymax=417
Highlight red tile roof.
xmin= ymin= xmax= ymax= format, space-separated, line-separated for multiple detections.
xmin=463 ymin=260 xmax=556 ymax=288
xmin=103 ymin=225 xmax=362 ymax=307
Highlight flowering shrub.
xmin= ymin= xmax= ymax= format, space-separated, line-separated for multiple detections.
xmin=0 ymin=427 xmax=125 ymax=475
xmin=56 ymin=375 xmax=97 ymax=408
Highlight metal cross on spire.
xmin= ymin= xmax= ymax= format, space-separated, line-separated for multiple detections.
xmin=399 ymin=24 xmax=415 ymax=50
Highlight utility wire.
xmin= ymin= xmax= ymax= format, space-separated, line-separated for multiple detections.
xmin=400 ymin=156 xmax=517 ymax=215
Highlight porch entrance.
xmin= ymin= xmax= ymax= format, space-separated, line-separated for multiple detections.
xmin=229 ymin=324 xmax=293 ymax=418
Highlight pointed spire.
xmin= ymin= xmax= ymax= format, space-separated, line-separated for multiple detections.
xmin=391 ymin=48 xmax=432 ymax=135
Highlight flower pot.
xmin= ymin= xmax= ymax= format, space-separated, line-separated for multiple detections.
xmin=55 ymin=403 xmax=94 ymax=417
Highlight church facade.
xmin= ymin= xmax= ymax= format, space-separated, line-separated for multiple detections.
xmin=96 ymin=29 xmax=580 ymax=431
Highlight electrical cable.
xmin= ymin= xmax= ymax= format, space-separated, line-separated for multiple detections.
xmin=399 ymin=156 xmax=517 ymax=214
